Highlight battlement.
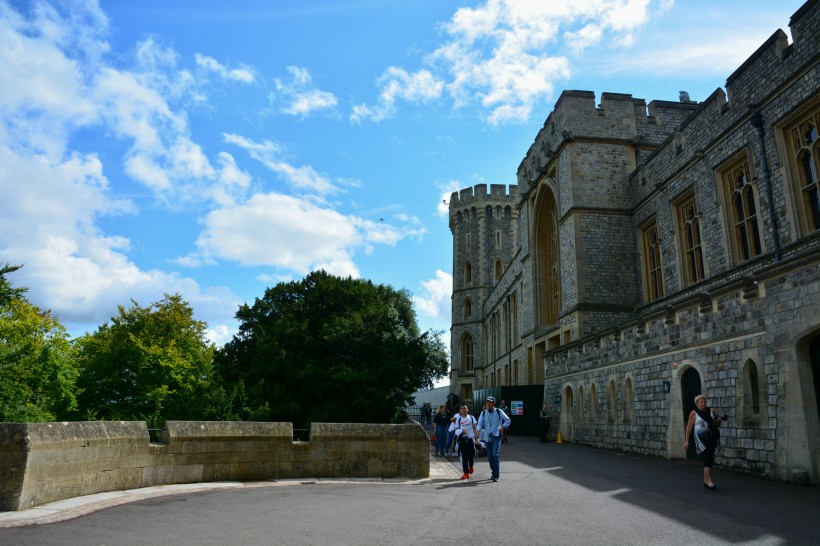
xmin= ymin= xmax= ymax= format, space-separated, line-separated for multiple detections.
xmin=516 ymin=89 xmax=700 ymax=184
xmin=449 ymin=183 xmax=518 ymax=214
xmin=721 ymin=0 xmax=817 ymax=109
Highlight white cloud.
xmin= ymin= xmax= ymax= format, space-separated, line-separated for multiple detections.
xmin=223 ymin=132 xmax=340 ymax=195
xmin=413 ymin=270 xmax=453 ymax=323
xmin=184 ymin=191 xmax=426 ymax=277
xmin=438 ymin=180 xmax=464 ymax=216
xmin=582 ymin=4 xmax=799 ymax=79
xmin=190 ymin=192 xmax=361 ymax=276
xmin=0 ymin=1 xmax=239 ymax=331
xmin=351 ymin=67 xmax=444 ymax=123
xmin=195 ymin=53 xmax=255 ymax=83
xmin=204 ymin=323 xmax=237 ymax=346
xmin=271 ymin=66 xmax=338 ymax=117
xmin=351 ymin=0 xmax=668 ymax=124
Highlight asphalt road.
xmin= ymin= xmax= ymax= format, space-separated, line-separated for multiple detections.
xmin=2 ymin=437 xmax=818 ymax=545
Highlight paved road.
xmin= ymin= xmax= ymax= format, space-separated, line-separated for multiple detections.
xmin=2 ymin=437 xmax=818 ymax=545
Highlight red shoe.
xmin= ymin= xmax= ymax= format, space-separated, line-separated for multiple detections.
xmin=461 ymin=473 xmax=469 ymax=480
xmin=469 ymin=466 xmax=474 ymax=474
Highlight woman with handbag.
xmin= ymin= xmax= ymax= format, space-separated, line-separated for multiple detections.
xmin=684 ymin=394 xmax=722 ymax=490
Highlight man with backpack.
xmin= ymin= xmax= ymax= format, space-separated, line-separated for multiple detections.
xmin=476 ymin=396 xmax=511 ymax=482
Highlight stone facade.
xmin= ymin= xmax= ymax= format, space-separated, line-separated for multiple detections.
xmin=0 ymin=420 xmax=429 ymax=511
xmin=449 ymin=0 xmax=820 ymax=483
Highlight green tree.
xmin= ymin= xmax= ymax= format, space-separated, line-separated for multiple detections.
xmin=214 ymin=270 xmax=449 ymax=427
xmin=75 ymin=294 xmax=220 ymax=428
xmin=0 ymin=263 xmax=27 ymax=305
xmin=0 ymin=266 xmax=78 ymax=422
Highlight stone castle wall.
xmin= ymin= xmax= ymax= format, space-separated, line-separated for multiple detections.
xmin=0 ymin=420 xmax=429 ymax=511
xmin=449 ymin=0 xmax=820 ymax=482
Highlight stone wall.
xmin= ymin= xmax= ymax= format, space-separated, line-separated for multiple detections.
xmin=448 ymin=0 xmax=820 ymax=483
xmin=0 ymin=420 xmax=429 ymax=511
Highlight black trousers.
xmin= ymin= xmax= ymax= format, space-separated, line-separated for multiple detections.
xmin=540 ymin=420 xmax=551 ymax=442
xmin=459 ymin=437 xmax=476 ymax=474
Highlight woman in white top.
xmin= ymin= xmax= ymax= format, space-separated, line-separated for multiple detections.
xmin=454 ymin=404 xmax=479 ymax=479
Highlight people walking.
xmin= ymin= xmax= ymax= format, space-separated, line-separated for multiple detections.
xmin=539 ymin=402 xmax=551 ymax=443
xmin=476 ymin=396 xmax=510 ymax=482
xmin=684 ymin=394 xmax=722 ymax=490
xmin=445 ymin=408 xmax=458 ymax=457
xmin=433 ymin=404 xmax=450 ymax=456
xmin=453 ymin=404 xmax=479 ymax=479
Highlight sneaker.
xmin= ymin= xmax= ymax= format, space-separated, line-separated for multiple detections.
xmin=491 ymin=476 xmax=499 ymax=482
xmin=461 ymin=474 xmax=469 ymax=480
xmin=469 ymin=466 xmax=474 ymax=474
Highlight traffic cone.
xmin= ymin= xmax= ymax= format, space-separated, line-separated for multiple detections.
xmin=556 ymin=431 xmax=563 ymax=444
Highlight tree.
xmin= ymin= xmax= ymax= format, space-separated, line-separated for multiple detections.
xmin=0 ymin=263 xmax=27 ymax=305
xmin=0 ymin=266 xmax=78 ymax=422
xmin=214 ymin=270 xmax=449 ymax=427
xmin=75 ymin=294 xmax=220 ymax=428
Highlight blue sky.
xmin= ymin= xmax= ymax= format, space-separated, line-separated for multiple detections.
xmin=0 ymin=0 xmax=807 ymax=361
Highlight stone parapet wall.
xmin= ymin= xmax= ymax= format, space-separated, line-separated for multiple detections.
xmin=0 ymin=420 xmax=429 ymax=511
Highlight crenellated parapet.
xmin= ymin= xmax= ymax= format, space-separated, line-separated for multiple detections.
xmin=628 ymin=0 xmax=818 ymax=203
xmin=449 ymin=183 xmax=518 ymax=227
xmin=723 ymin=0 xmax=817 ymax=110
xmin=515 ymin=90 xmax=700 ymax=189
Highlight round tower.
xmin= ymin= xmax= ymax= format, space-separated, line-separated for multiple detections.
xmin=449 ymin=183 xmax=518 ymax=403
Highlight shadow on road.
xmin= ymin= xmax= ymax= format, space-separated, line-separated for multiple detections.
xmin=485 ymin=436 xmax=819 ymax=545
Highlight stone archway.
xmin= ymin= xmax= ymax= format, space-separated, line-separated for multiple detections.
xmin=666 ymin=362 xmax=705 ymax=459
xmin=561 ymin=384 xmax=574 ymax=442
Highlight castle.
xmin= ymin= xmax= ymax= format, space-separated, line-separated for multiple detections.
xmin=449 ymin=0 xmax=820 ymax=483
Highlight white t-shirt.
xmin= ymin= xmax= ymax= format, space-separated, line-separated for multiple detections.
xmin=453 ymin=414 xmax=476 ymax=439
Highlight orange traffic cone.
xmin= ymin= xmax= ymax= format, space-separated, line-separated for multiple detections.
xmin=556 ymin=431 xmax=563 ymax=444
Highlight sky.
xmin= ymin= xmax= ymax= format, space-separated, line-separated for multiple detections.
xmin=0 ymin=0 xmax=808 ymax=371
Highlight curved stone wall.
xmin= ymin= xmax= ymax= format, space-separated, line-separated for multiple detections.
xmin=0 ymin=420 xmax=429 ymax=511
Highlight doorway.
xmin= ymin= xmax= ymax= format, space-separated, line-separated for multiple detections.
xmin=681 ymin=367 xmax=702 ymax=460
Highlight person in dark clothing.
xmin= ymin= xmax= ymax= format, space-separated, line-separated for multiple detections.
xmin=539 ymin=402 xmax=551 ymax=443
xmin=433 ymin=404 xmax=450 ymax=456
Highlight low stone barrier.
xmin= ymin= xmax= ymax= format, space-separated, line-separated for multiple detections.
xmin=0 ymin=420 xmax=429 ymax=511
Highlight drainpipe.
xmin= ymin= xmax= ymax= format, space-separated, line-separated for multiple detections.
xmin=750 ymin=111 xmax=783 ymax=262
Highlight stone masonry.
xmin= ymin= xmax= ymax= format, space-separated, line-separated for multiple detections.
xmin=449 ymin=0 xmax=820 ymax=483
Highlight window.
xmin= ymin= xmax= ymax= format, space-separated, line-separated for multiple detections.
xmin=623 ymin=378 xmax=634 ymax=424
xmin=494 ymin=260 xmax=503 ymax=282
xmin=608 ymin=380 xmax=617 ymax=424
xmin=503 ymin=301 xmax=510 ymax=353
xmin=496 ymin=231 xmax=501 ymax=248
xmin=511 ymin=292 xmax=518 ymax=342
xmin=463 ymin=298 xmax=472 ymax=319
xmin=782 ymin=100 xmax=820 ymax=234
xmin=741 ymin=358 xmax=762 ymax=420
xmin=676 ymin=192 xmax=705 ymax=285
xmin=513 ymin=360 xmax=519 ymax=385
xmin=535 ymin=187 xmax=560 ymax=325
xmin=590 ymin=383 xmax=597 ymax=421
xmin=482 ymin=324 xmax=488 ymax=366
xmin=527 ymin=347 xmax=533 ymax=384
xmin=466 ymin=233 xmax=472 ymax=251
xmin=578 ymin=385 xmax=586 ymax=423
xmin=720 ymin=154 xmax=762 ymax=262
xmin=464 ymin=262 xmax=472 ymax=285
xmin=461 ymin=334 xmax=474 ymax=372
xmin=640 ymin=218 xmax=664 ymax=301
